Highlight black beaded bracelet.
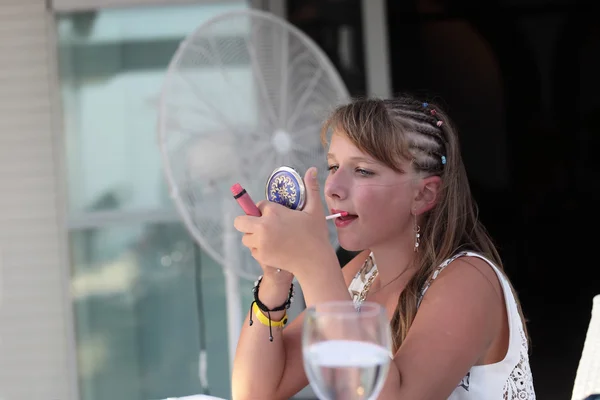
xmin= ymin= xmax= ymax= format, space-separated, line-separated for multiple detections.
xmin=248 ymin=275 xmax=295 ymax=341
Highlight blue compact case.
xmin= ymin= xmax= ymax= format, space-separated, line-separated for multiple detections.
xmin=265 ymin=166 xmax=306 ymax=211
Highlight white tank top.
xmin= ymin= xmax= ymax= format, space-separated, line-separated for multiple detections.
xmin=348 ymin=251 xmax=536 ymax=400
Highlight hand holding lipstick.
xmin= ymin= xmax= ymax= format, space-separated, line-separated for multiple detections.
xmin=231 ymin=182 xmax=347 ymax=221
xmin=230 ymin=183 xmax=294 ymax=280
xmin=233 ymin=167 xmax=339 ymax=279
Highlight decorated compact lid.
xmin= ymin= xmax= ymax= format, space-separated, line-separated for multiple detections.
xmin=265 ymin=166 xmax=306 ymax=211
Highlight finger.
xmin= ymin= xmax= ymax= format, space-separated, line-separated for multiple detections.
xmin=302 ymin=166 xmax=325 ymax=216
xmin=258 ymin=199 xmax=287 ymax=215
xmin=233 ymin=215 xmax=258 ymax=234
xmin=241 ymin=233 xmax=255 ymax=249
xmin=256 ymin=200 xmax=270 ymax=214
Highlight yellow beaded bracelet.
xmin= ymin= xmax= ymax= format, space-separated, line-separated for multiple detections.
xmin=248 ymin=275 xmax=295 ymax=341
xmin=252 ymin=302 xmax=288 ymax=328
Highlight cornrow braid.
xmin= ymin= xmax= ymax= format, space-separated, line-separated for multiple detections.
xmin=382 ymin=99 xmax=448 ymax=173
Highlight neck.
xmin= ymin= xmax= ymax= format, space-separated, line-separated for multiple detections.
xmin=370 ymin=231 xmax=418 ymax=288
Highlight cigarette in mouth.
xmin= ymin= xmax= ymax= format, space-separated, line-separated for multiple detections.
xmin=325 ymin=211 xmax=349 ymax=220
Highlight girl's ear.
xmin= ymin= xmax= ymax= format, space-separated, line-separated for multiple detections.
xmin=413 ymin=175 xmax=441 ymax=214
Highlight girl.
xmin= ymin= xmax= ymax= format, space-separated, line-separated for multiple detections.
xmin=232 ymin=95 xmax=535 ymax=399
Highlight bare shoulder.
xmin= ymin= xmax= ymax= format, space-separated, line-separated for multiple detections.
xmin=432 ymin=255 xmax=504 ymax=301
xmin=390 ymin=255 xmax=506 ymax=397
xmin=419 ymin=255 xmax=504 ymax=312
xmin=414 ymin=254 xmax=506 ymax=348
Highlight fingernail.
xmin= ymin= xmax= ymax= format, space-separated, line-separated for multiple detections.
xmin=311 ymin=168 xmax=317 ymax=179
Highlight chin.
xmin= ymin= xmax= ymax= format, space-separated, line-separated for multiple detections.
xmin=337 ymin=236 xmax=365 ymax=252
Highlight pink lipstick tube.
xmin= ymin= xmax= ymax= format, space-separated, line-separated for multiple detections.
xmin=230 ymin=183 xmax=261 ymax=217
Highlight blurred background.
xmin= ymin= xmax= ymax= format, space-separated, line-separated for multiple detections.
xmin=0 ymin=0 xmax=598 ymax=399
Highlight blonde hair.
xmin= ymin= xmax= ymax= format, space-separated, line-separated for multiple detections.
xmin=321 ymin=95 xmax=529 ymax=353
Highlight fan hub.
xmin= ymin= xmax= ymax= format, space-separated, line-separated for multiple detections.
xmin=271 ymin=129 xmax=292 ymax=154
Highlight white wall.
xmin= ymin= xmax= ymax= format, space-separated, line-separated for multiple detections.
xmin=0 ymin=1 xmax=76 ymax=399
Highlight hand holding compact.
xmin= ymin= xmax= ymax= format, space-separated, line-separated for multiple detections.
xmin=234 ymin=167 xmax=334 ymax=277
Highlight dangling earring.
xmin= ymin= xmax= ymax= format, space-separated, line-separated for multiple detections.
xmin=413 ymin=212 xmax=421 ymax=252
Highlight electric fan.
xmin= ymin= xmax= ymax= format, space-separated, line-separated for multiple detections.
xmin=158 ymin=7 xmax=350 ymax=379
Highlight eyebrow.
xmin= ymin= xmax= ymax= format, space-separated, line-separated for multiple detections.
xmin=326 ymin=153 xmax=379 ymax=164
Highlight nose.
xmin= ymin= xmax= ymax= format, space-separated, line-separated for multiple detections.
xmin=324 ymin=169 xmax=349 ymax=201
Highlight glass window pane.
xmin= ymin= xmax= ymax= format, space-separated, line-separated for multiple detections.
xmin=58 ymin=3 xmax=253 ymax=399
xmin=57 ymin=2 xmax=248 ymax=214
xmin=70 ymin=221 xmax=240 ymax=399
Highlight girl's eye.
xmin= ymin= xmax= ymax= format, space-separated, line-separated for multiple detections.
xmin=327 ymin=165 xmax=339 ymax=173
xmin=356 ymin=168 xmax=374 ymax=176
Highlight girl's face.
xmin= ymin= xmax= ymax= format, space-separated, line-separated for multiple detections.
xmin=324 ymin=131 xmax=419 ymax=251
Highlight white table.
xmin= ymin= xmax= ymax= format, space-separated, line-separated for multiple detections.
xmin=164 ymin=396 xmax=226 ymax=400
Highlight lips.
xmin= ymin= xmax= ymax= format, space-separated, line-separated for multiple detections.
xmin=331 ymin=209 xmax=358 ymax=226
xmin=331 ymin=209 xmax=356 ymax=217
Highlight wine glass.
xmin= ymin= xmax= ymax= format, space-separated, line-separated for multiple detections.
xmin=302 ymin=301 xmax=392 ymax=400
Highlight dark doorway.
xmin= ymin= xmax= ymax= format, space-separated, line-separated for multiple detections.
xmin=386 ymin=1 xmax=600 ymax=398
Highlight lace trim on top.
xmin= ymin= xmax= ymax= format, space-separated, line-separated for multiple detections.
xmin=502 ymin=324 xmax=535 ymax=399
xmin=348 ymin=254 xmax=377 ymax=308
